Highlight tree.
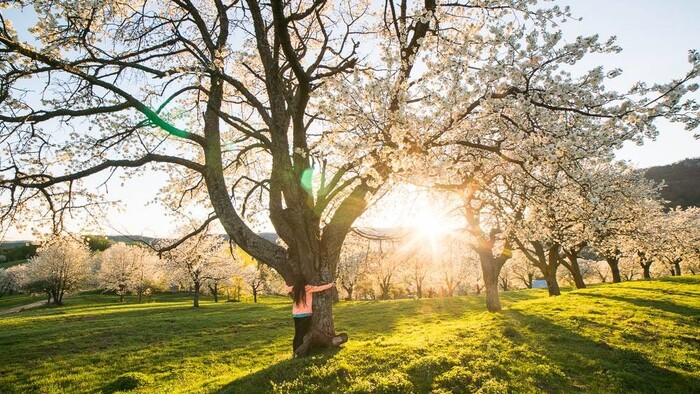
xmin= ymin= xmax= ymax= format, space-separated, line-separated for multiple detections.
xmin=655 ymin=207 xmax=700 ymax=276
xmin=159 ymin=232 xmax=228 ymax=308
xmin=98 ymin=243 xmax=159 ymax=302
xmin=0 ymin=266 xmax=21 ymax=297
xmin=436 ymin=233 xmax=476 ymax=297
xmin=241 ymin=262 xmax=270 ymax=303
xmin=337 ymin=231 xmax=371 ymax=301
xmin=509 ymin=252 xmax=537 ymax=289
xmin=84 ymin=235 xmax=113 ymax=252
xmin=1 ymin=1 xmax=697 ymax=352
xmin=21 ymin=235 xmax=92 ymax=305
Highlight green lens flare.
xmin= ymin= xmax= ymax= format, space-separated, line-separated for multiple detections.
xmin=301 ymin=168 xmax=314 ymax=192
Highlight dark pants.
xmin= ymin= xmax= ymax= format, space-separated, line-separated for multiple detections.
xmin=293 ymin=316 xmax=312 ymax=352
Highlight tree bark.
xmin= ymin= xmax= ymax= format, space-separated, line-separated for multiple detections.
xmin=477 ymin=250 xmax=508 ymax=312
xmin=606 ymin=256 xmax=622 ymax=283
xmin=637 ymin=251 xmax=652 ymax=279
xmin=516 ymin=240 xmax=561 ymax=296
xmin=193 ymin=282 xmax=200 ymax=308
xmin=543 ymin=265 xmax=561 ymax=296
xmin=560 ymin=246 xmax=586 ymax=289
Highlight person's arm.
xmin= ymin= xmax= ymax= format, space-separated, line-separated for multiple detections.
xmin=283 ymin=285 xmax=293 ymax=294
xmin=308 ymin=282 xmax=335 ymax=293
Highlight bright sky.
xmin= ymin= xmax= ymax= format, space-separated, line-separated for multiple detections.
xmin=2 ymin=0 xmax=699 ymax=241
xmin=562 ymin=0 xmax=700 ymax=167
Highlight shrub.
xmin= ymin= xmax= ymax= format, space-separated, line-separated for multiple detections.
xmin=103 ymin=372 xmax=153 ymax=393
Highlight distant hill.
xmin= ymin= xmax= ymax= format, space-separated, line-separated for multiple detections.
xmin=644 ymin=157 xmax=700 ymax=209
xmin=0 ymin=232 xmax=281 ymax=260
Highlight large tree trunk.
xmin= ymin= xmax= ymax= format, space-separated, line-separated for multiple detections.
xmin=477 ymin=250 xmax=508 ymax=312
xmin=545 ymin=245 xmax=561 ymax=296
xmin=606 ymin=256 xmax=622 ymax=283
xmin=543 ymin=265 xmax=561 ymax=296
xmin=294 ymin=268 xmax=347 ymax=357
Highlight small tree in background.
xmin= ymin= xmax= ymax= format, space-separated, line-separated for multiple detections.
xmin=0 ymin=266 xmax=22 ymax=297
xmin=98 ymin=243 xmax=160 ymax=302
xmin=159 ymin=232 xmax=227 ymax=308
xmin=241 ymin=263 xmax=271 ymax=304
xmin=337 ymin=232 xmax=372 ymax=301
xmin=21 ymin=235 xmax=92 ymax=305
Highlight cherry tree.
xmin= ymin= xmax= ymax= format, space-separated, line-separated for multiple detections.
xmin=337 ymin=231 xmax=371 ymax=301
xmin=509 ymin=251 xmax=537 ymax=289
xmin=654 ymin=207 xmax=700 ymax=276
xmin=0 ymin=265 xmax=21 ymax=297
xmin=21 ymin=235 xmax=92 ymax=304
xmin=98 ymin=242 xmax=159 ymax=302
xmin=159 ymin=232 xmax=228 ymax=307
xmin=1 ymin=1 xmax=697 ymax=352
xmin=587 ymin=167 xmax=665 ymax=283
xmin=241 ymin=262 xmax=272 ymax=303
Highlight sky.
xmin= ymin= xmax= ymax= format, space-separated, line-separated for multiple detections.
xmin=562 ymin=0 xmax=700 ymax=166
xmin=1 ymin=0 xmax=699 ymax=241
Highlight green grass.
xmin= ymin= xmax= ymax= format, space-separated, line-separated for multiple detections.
xmin=1 ymin=278 xmax=699 ymax=393
xmin=0 ymin=259 xmax=26 ymax=269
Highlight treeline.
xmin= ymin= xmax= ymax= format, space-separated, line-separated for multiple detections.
xmin=0 ymin=233 xmax=284 ymax=305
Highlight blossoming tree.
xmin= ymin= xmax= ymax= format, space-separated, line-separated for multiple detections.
xmin=1 ymin=0 xmax=697 ymax=351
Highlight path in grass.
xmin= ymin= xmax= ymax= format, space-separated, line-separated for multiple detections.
xmin=0 ymin=299 xmax=48 ymax=316
xmin=1 ymin=278 xmax=699 ymax=393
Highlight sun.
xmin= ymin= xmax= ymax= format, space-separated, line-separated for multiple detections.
xmin=358 ymin=183 xmax=462 ymax=238
xmin=413 ymin=210 xmax=452 ymax=239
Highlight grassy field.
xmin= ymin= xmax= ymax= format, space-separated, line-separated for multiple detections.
xmin=0 ymin=277 xmax=698 ymax=393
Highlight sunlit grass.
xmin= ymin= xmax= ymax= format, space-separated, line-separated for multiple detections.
xmin=1 ymin=278 xmax=699 ymax=393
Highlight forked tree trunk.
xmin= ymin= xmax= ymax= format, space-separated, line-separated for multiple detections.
xmin=560 ymin=247 xmax=586 ymax=289
xmin=606 ymin=256 xmax=622 ymax=283
xmin=517 ymin=241 xmax=561 ymax=297
xmin=673 ymin=260 xmax=681 ymax=276
xmin=343 ymin=285 xmax=354 ymax=301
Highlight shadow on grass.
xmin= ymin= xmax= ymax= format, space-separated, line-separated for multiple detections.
xmin=573 ymin=292 xmax=700 ymax=317
xmin=214 ymin=347 xmax=343 ymax=394
xmin=502 ymin=309 xmax=700 ymax=393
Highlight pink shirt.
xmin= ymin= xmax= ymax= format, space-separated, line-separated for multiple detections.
xmin=284 ymin=283 xmax=334 ymax=316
